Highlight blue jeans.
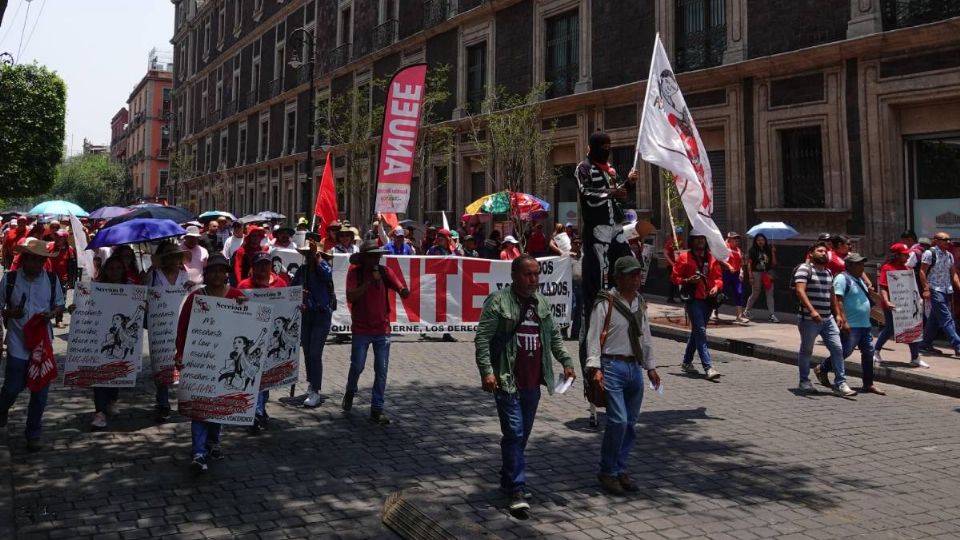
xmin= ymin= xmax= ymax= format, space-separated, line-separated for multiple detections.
xmin=302 ymin=310 xmax=332 ymax=391
xmin=156 ymin=384 xmax=170 ymax=410
xmin=93 ymin=387 xmax=119 ymax=413
xmin=875 ymin=308 xmax=919 ymax=361
xmin=599 ymin=358 xmax=645 ymax=476
xmin=797 ymin=316 xmax=845 ymax=386
xmin=819 ymin=327 xmax=874 ymax=388
xmin=683 ymin=299 xmax=713 ymax=369
xmin=346 ymin=334 xmax=391 ymax=411
xmin=191 ymin=420 xmax=222 ymax=457
xmin=255 ymin=391 xmax=269 ymax=417
xmin=495 ymin=387 xmax=541 ymax=492
xmin=0 ymin=354 xmax=48 ymax=439
xmin=922 ymin=290 xmax=960 ymax=350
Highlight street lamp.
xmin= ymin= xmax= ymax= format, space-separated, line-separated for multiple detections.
xmin=288 ymin=27 xmax=317 ymax=229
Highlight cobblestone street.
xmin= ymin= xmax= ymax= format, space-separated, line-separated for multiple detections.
xmin=4 ymin=328 xmax=960 ymax=539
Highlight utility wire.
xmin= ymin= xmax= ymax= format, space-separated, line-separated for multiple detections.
xmin=15 ymin=0 xmax=31 ymax=62
xmin=0 ymin=0 xmax=24 ymax=47
xmin=19 ymin=0 xmax=45 ymax=58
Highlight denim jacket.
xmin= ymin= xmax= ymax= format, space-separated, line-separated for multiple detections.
xmin=475 ymin=287 xmax=575 ymax=395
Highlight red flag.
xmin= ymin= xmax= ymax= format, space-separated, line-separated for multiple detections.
xmin=380 ymin=212 xmax=399 ymax=231
xmin=314 ymin=152 xmax=338 ymax=230
xmin=24 ymin=314 xmax=57 ymax=392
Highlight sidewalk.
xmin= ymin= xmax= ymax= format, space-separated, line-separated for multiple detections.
xmin=644 ymin=296 xmax=960 ymax=397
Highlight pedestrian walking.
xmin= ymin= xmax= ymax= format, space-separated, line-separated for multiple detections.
xmin=475 ymin=254 xmax=576 ymax=518
xmin=182 ymin=226 xmax=209 ymax=284
xmin=342 ymin=240 xmax=410 ymax=425
xmin=585 ymin=256 xmax=660 ymax=495
xmin=875 ymin=243 xmax=925 ymax=368
xmin=232 ymin=226 xmax=266 ymax=283
xmin=221 ymin=221 xmax=246 ymax=260
xmin=291 ymin=240 xmax=336 ymax=408
xmin=671 ymin=232 xmax=723 ymax=380
xmin=918 ymin=232 xmax=960 ymax=356
xmin=719 ymin=232 xmax=746 ymax=323
xmin=744 ymin=233 xmax=778 ymax=322
xmin=46 ymin=231 xmax=74 ymax=328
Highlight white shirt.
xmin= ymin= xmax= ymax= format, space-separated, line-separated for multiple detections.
xmin=147 ymin=268 xmax=191 ymax=287
xmin=182 ymin=244 xmax=208 ymax=284
xmin=554 ymin=232 xmax=572 ymax=255
xmin=922 ymin=246 xmax=955 ymax=293
xmin=0 ymin=269 xmax=64 ymax=358
xmin=586 ymin=289 xmax=656 ymax=371
xmin=222 ymin=235 xmax=244 ymax=258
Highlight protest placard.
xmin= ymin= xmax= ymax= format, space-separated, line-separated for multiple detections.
xmin=887 ymin=270 xmax=924 ymax=343
xmin=147 ymin=286 xmax=189 ymax=385
xmin=243 ymin=287 xmax=303 ymax=391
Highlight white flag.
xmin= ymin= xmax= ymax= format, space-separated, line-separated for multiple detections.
xmin=636 ymin=34 xmax=729 ymax=262
xmin=441 ymin=211 xmax=450 ymax=232
xmin=68 ymin=212 xmax=95 ymax=281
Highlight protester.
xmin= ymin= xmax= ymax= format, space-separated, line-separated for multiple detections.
xmin=296 ymin=217 xmax=309 ymax=232
xmin=744 ymin=233 xmax=777 ymax=322
xmin=0 ymin=237 xmax=65 ymax=451
xmin=322 ymin=220 xmax=341 ymax=252
xmin=182 ymin=226 xmax=209 ymax=284
xmin=461 ymin=235 xmax=480 ymax=258
xmin=828 ymin=235 xmax=875 ymax=291
xmin=271 ymin=225 xmax=297 ymax=250
xmin=426 ymin=229 xmax=453 ymax=256
xmin=450 ymin=230 xmax=463 ymax=256
xmin=334 ymin=226 xmax=359 ymax=254
xmin=222 ymin=221 xmax=246 ymax=259
xmin=342 ymin=240 xmax=410 ymax=424
xmin=475 ymin=254 xmax=576 ymax=518
xmin=719 ymin=232 xmax=746 ymax=323
xmin=481 ymin=230 xmax=502 ymax=259
xmin=549 ymin=223 xmax=571 ymax=255
xmin=89 ymin=255 xmax=135 ymax=430
xmin=672 ymin=232 xmax=723 ymax=380
xmin=585 ymin=256 xmax=660 ymax=495
xmin=403 ymin=227 xmax=419 ymax=254
xmin=500 ymin=236 xmax=521 ymax=261
xmin=421 ymin=226 xmax=438 ymax=254
xmin=2 ymin=216 xmax=29 ymax=268
xmin=875 ymin=243 xmax=924 ymax=368
xmin=216 ymin=217 xmax=231 ymax=245
xmin=795 ymin=242 xmax=855 ymax=396
xmin=663 ymin=227 xmax=684 ymax=303
xmin=291 ymin=241 xmax=336 ymax=408
xmin=42 ymin=220 xmax=61 ymax=242
xmin=816 ymin=253 xmax=884 ymax=395
xmin=175 ymin=254 xmax=247 ymax=473
xmin=202 ymin=221 xmax=223 ymax=253
xmin=232 ymin=226 xmax=266 ymax=283
xmin=46 ymin=231 xmax=74 ymax=328
xmin=918 ymin=232 xmax=960 ymax=356
xmin=385 ymin=228 xmax=415 ymax=255
xmin=525 ymin=222 xmax=548 ymax=257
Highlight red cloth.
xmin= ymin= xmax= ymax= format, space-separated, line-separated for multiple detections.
xmin=24 ymin=314 xmax=57 ymax=392
xmin=515 ymin=299 xmax=543 ymax=390
xmin=591 ymin=159 xmax=615 ymax=177
xmin=175 ymin=287 xmax=246 ymax=360
xmin=237 ymin=273 xmax=288 ymax=290
xmin=314 ymin=152 xmax=339 ymax=231
xmin=761 ymin=272 xmax=773 ymax=290
xmin=671 ymin=250 xmax=723 ymax=300
xmin=525 ymin=232 xmax=547 ymax=255
xmin=826 ymin=251 xmax=846 ymax=276
xmin=46 ymin=242 xmax=74 ymax=284
xmin=346 ymin=264 xmax=406 ymax=336
xmin=725 ymin=246 xmax=742 ymax=271
xmin=878 ymin=261 xmax=909 ymax=309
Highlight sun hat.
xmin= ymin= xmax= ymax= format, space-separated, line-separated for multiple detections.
xmin=349 ymin=239 xmax=388 ymax=264
xmin=154 ymin=242 xmax=183 ymax=259
xmin=184 ymin=225 xmax=202 ymax=238
xmin=15 ymin=237 xmax=57 ymax=258
xmin=502 ymin=235 xmax=520 ymax=245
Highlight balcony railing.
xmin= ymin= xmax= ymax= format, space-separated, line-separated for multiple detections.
xmin=374 ymin=19 xmax=398 ymax=50
xmin=353 ymin=39 xmax=371 ymax=59
xmin=675 ymin=24 xmax=727 ymax=72
xmin=330 ymin=43 xmax=351 ymax=69
xmin=267 ymin=77 xmax=283 ymax=98
xmin=882 ymin=0 xmax=960 ymax=30
xmin=424 ymin=0 xmax=454 ymax=28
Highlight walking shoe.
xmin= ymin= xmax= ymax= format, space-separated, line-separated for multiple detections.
xmin=874 ymin=351 xmax=884 ymax=368
xmin=499 ymin=485 xmax=533 ymax=500
xmin=617 ymin=474 xmax=639 ymax=493
xmin=90 ymin=412 xmax=108 ymax=430
xmin=26 ymin=438 xmax=42 ymax=452
xmin=341 ymin=392 xmax=354 ymax=412
xmin=154 ymin=406 xmax=171 ymax=423
xmin=705 ymin=367 xmax=721 ymax=381
xmin=768 ymin=314 xmax=779 ymax=323
xmin=508 ymin=491 xmax=530 ymax=519
xmin=303 ymin=390 xmax=322 ymax=408
xmin=814 ymin=365 xmax=831 ymax=388
xmin=369 ymin=410 xmax=391 ymax=425
xmin=918 ymin=343 xmax=937 ymax=354
xmin=680 ymin=363 xmax=698 ymax=374
xmin=798 ymin=381 xmax=817 ymax=393
xmin=247 ymin=414 xmax=266 ymax=434
xmin=910 ymin=358 xmax=930 ymax=368
xmin=833 ymin=382 xmax=857 ymax=397
xmin=742 ymin=309 xmax=752 ymax=319
xmin=207 ymin=443 xmax=224 ymax=461
xmin=862 ymin=385 xmax=886 ymax=396
xmin=106 ymin=401 xmax=119 ymax=417
xmin=597 ymin=474 xmax=625 ymax=496
xmin=190 ymin=454 xmax=208 ymax=474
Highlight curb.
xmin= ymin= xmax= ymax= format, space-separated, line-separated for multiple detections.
xmin=0 ymin=429 xmax=14 ymax=540
xmin=650 ymin=323 xmax=960 ymax=399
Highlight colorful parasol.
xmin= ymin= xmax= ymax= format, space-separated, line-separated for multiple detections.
xmin=464 ymin=191 xmax=551 ymax=219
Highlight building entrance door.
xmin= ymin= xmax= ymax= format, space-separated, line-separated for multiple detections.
xmin=907 ymin=135 xmax=960 ymax=239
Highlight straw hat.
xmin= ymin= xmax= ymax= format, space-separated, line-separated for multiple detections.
xmin=15 ymin=237 xmax=57 ymax=258
xmin=349 ymin=239 xmax=388 ymax=265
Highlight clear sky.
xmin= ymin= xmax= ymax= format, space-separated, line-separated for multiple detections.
xmin=0 ymin=0 xmax=175 ymax=156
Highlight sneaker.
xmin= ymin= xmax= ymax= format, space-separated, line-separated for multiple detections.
xmin=874 ymin=351 xmax=884 ymax=368
xmin=597 ymin=474 xmax=625 ymax=496
xmin=190 ymin=454 xmax=208 ymax=473
xmin=833 ymin=382 xmax=857 ymax=397
xmin=26 ymin=438 xmax=42 ymax=452
xmin=705 ymin=367 xmax=721 ymax=381
xmin=814 ymin=365 xmax=832 ymax=388
xmin=508 ymin=491 xmax=530 ymax=519
xmin=798 ymin=381 xmax=817 ymax=393
xmin=341 ymin=392 xmax=354 ymax=412
xmin=911 ymin=358 xmax=930 ymax=368
xmin=154 ymin=406 xmax=171 ymax=423
xmin=617 ymin=474 xmax=639 ymax=493
xmin=769 ymin=314 xmax=779 ymax=323
xmin=680 ymin=363 xmax=698 ymax=374
xmin=369 ymin=410 xmax=391 ymax=425
xmin=303 ymin=390 xmax=322 ymax=408
xmin=862 ymin=385 xmax=886 ymax=396
xmin=105 ymin=401 xmax=119 ymax=417
xmin=90 ymin=412 xmax=108 ymax=430
xmin=207 ymin=444 xmax=224 ymax=461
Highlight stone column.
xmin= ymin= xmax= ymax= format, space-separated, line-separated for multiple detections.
xmin=847 ymin=0 xmax=882 ymax=38
xmin=722 ymin=0 xmax=747 ymax=64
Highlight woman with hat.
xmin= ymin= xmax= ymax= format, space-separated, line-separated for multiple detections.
xmin=174 ymin=253 xmax=247 ymax=473
xmin=500 ymin=236 xmax=521 ymax=261
xmin=334 ymin=226 xmax=360 ymax=254
xmin=291 ymin=240 xmax=337 ymax=408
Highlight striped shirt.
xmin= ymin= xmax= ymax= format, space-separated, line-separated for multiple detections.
xmin=794 ymin=263 xmax=833 ymax=318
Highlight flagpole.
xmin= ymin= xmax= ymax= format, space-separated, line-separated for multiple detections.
xmin=662 ymin=169 xmax=679 ymax=249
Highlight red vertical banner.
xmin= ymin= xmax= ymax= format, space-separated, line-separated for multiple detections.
xmin=375 ymin=64 xmax=428 ymax=215
xmin=314 ymin=152 xmax=338 ymax=230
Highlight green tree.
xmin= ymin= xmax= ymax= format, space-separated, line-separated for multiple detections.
xmin=45 ymin=154 xmax=128 ymax=211
xmin=0 ymin=62 xmax=66 ymax=199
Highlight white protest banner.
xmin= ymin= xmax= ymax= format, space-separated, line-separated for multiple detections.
xmin=177 ymin=296 xmax=272 ymax=425
xmin=64 ymin=283 xmax=148 ymax=388
xmin=330 ymin=255 xmax=572 ymax=333
xmin=147 ymin=286 xmax=189 ymax=385
xmin=640 ymin=244 xmax=655 ymax=285
xmin=887 ymin=270 xmax=924 ymax=343
xmin=243 ymin=287 xmax=303 ymax=391
xmin=269 ymin=247 xmax=304 ymax=282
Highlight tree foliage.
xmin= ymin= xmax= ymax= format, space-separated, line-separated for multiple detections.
xmin=0 ymin=62 xmax=66 ymax=199
xmin=45 ymin=154 xmax=128 ymax=211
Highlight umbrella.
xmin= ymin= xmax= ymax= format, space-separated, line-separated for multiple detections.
xmin=746 ymin=221 xmax=798 ymax=241
xmin=257 ymin=211 xmax=286 ymax=220
xmin=89 ymin=218 xmax=186 ymax=249
xmin=239 ymin=214 xmax=270 ymax=225
xmin=103 ymin=205 xmax=195 ymax=228
xmin=89 ymin=206 xmax=131 ymax=220
xmin=0 ymin=209 xmax=25 ymax=220
xmin=465 ymin=191 xmax=550 ymax=219
xmin=28 ymin=200 xmax=88 ymax=217
xmin=198 ymin=210 xmax=237 ymax=222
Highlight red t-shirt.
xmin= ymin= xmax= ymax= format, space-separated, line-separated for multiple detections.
xmin=3 ymin=228 xmax=27 ymax=261
xmin=525 ymin=232 xmax=547 ymax=255
xmin=346 ymin=264 xmax=406 ymax=336
xmin=878 ymin=261 xmax=908 ymax=288
xmin=725 ymin=246 xmax=743 ymax=272
xmin=664 ymin=237 xmax=683 ymax=265
xmin=826 ymin=251 xmax=846 ymax=276
xmin=175 ymin=287 xmax=246 ymax=359
xmin=515 ymin=299 xmax=543 ymax=390
xmin=46 ymin=242 xmax=74 ymax=283
xmin=237 ymin=273 xmax=288 ymax=289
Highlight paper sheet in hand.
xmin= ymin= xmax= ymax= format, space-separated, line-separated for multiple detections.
xmin=554 ymin=376 xmax=575 ymax=394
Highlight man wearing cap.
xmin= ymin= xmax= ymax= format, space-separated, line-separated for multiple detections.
xmin=461 ymin=235 xmax=480 ymax=258
xmin=475 ymin=254 xmax=576 ymax=518
xmin=0 ymin=238 xmax=65 ymax=452
xmin=385 ymin=228 xmax=415 ymax=256
xmin=426 ymin=229 xmax=453 ymax=256
xmin=875 ymin=243 xmax=924 ymax=368
xmin=500 ymin=236 xmax=521 ymax=261
xmin=222 ymin=221 xmax=246 ymax=260
xmin=586 ymin=256 xmax=660 ymax=495
xmin=296 ymin=217 xmax=309 ymax=232
xmin=342 ymin=240 xmax=410 ymax=424
xmin=421 ymin=226 xmax=438 ymax=255
xmin=663 ymin=227 xmax=684 ymax=303
xmin=292 ymin=240 xmax=336 ymax=408
xmin=182 ymin=226 xmax=209 ymax=284
xmin=671 ymin=232 xmax=723 ymax=380
xmin=2 ymin=216 xmax=29 ymax=268
xmin=919 ymin=232 xmax=960 ymax=357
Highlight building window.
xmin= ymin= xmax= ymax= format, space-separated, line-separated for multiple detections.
xmin=254 ymin=0 xmax=264 ymax=17
xmin=200 ymin=79 xmax=209 ymax=122
xmin=233 ymin=0 xmax=243 ymax=32
xmin=219 ymin=130 xmax=229 ymax=169
xmin=215 ymin=66 xmax=224 ymax=112
xmin=338 ymin=4 xmax=352 ymax=46
xmin=780 ymin=127 xmax=824 ymax=208
xmin=274 ymin=22 xmax=286 ymax=83
xmin=434 ymin=166 xmax=448 ymax=211
xmin=544 ymin=11 xmax=579 ymax=99
xmin=908 ymin=136 xmax=960 ymax=237
xmin=466 ymin=42 xmax=486 ymax=114
xmin=675 ymin=0 xmax=726 ymax=72
xmin=251 ymin=39 xmax=262 ymax=95
xmin=217 ymin=3 xmax=226 ymax=48
xmin=306 ymin=1 xmax=316 ymax=24
xmin=284 ymin=103 xmax=297 ymax=155
xmin=258 ymin=114 xmax=269 ymax=161
xmin=203 ymin=18 xmax=211 ymax=58
xmin=159 ymin=170 xmax=169 ymax=189
xmin=205 ymin=136 xmax=213 ymax=172
xmin=231 ymin=53 xmax=241 ymax=102
xmin=238 ymin=122 xmax=248 ymax=165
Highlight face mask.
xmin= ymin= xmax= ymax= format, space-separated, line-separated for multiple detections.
xmin=590 ymin=146 xmax=610 ymax=162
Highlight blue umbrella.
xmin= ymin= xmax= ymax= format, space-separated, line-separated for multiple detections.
xmin=89 ymin=218 xmax=186 ymax=249
xmin=198 ymin=210 xmax=237 ymax=222
xmin=746 ymin=221 xmax=798 ymax=241
xmin=89 ymin=206 xmax=131 ymax=220
xmin=29 ymin=200 xmax=88 ymax=217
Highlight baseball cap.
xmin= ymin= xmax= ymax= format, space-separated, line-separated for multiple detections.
xmin=184 ymin=225 xmax=202 ymax=238
xmin=252 ymin=251 xmax=273 ymax=265
xmin=614 ymin=256 xmax=644 ymax=275
xmin=392 ymin=228 xmax=405 ymax=237
xmin=889 ymin=242 xmax=910 ymax=255
xmin=726 ymin=231 xmax=740 ymax=238
xmin=845 ymin=252 xmax=866 ymax=264
xmin=205 ymin=254 xmax=231 ymax=271
xmin=437 ymin=228 xmax=451 ymax=238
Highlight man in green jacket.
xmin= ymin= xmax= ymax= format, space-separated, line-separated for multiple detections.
xmin=475 ymin=254 xmax=577 ymax=519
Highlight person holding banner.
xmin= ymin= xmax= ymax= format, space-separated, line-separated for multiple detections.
xmin=671 ymin=232 xmax=723 ymax=381
xmin=175 ymin=254 xmax=247 ymax=473
xmin=875 ymin=243 xmax=925 ymax=368
xmin=292 ymin=241 xmax=336 ymax=408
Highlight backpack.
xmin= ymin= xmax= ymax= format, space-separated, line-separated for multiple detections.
xmin=789 ymin=263 xmax=814 ymax=312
